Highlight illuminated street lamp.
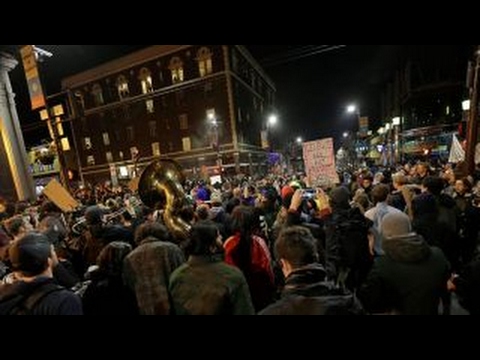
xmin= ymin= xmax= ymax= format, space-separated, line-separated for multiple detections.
xmin=347 ymin=104 xmax=358 ymax=114
xmin=268 ymin=114 xmax=278 ymax=127
xmin=343 ymin=132 xmax=349 ymax=138
xmin=207 ymin=111 xmax=221 ymax=169
xmin=296 ymin=136 xmax=303 ymax=144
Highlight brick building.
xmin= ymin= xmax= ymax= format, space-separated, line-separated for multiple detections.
xmin=62 ymin=45 xmax=275 ymax=183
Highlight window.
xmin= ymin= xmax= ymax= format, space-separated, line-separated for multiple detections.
xmin=149 ymin=121 xmax=157 ymax=138
xmin=102 ymin=132 xmax=110 ymax=146
xmin=179 ymin=114 xmax=189 ymax=130
xmin=81 ymin=117 xmax=87 ymax=131
xmin=87 ymin=156 xmax=95 ymax=166
xmin=161 ymin=96 xmax=168 ymax=109
xmin=75 ymin=91 xmax=85 ymax=112
xmin=126 ymin=126 xmax=134 ymax=142
xmin=106 ymin=152 xmax=113 ymax=163
xmin=182 ymin=137 xmax=191 ymax=152
xmin=114 ymin=129 xmax=121 ymax=142
xmin=197 ymin=47 xmax=213 ymax=77
xmin=204 ymin=82 xmax=213 ymax=94
xmin=119 ymin=151 xmax=124 ymax=160
xmin=176 ymin=91 xmax=186 ymax=107
xmin=165 ymin=119 xmax=171 ymax=130
xmin=139 ymin=68 xmax=154 ymax=94
xmin=152 ymin=142 xmax=161 ymax=157
xmin=168 ymin=142 xmax=174 ymax=152
xmin=146 ymin=99 xmax=155 ymax=114
xmin=84 ymin=137 xmax=92 ymax=150
xmin=91 ymin=84 xmax=104 ymax=107
xmin=117 ymin=75 xmax=130 ymax=99
xmin=169 ymin=57 xmax=184 ymax=83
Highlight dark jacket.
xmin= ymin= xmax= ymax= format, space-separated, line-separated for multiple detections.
xmin=259 ymin=264 xmax=362 ymax=315
xmin=454 ymin=258 xmax=480 ymax=315
xmin=324 ymin=207 xmax=372 ymax=285
xmin=169 ymin=255 xmax=255 ymax=315
xmin=82 ymin=271 xmax=138 ymax=316
xmin=0 ymin=277 xmax=83 ymax=315
xmin=413 ymin=193 xmax=458 ymax=269
xmin=358 ymin=234 xmax=450 ymax=315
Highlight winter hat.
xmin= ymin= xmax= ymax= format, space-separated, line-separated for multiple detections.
xmin=330 ymin=186 xmax=350 ymax=210
xmin=281 ymin=185 xmax=294 ymax=201
xmin=381 ymin=212 xmax=412 ymax=239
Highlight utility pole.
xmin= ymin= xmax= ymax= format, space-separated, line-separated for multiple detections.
xmin=466 ymin=45 xmax=480 ymax=175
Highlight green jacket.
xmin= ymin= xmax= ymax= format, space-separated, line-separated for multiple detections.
xmin=169 ymin=255 xmax=255 ymax=315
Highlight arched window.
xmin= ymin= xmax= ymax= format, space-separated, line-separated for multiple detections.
xmin=91 ymin=84 xmax=104 ymax=107
xmin=197 ymin=47 xmax=213 ymax=77
xmin=139 ymin=68 xmax=154 ymax=94
xmin=169 ymin=57 xmax=184 ymax=84
xmin=117 ymin=75 xmax=130 ymax=100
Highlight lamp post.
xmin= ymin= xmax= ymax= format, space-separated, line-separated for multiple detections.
xmin=346 ymin=104 xmax=362 ymax=169
xmin=267 ymin=114 xmax=278 ymax=150
xmin=208 ymin=112 xmax=221 ymax=170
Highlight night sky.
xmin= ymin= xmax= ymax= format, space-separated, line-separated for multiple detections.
xmin=0 ymin=45 xmax=474 ymax=148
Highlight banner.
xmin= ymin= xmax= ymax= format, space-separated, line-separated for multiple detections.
xmin=303 ymin=138 xmax=339 ymax=187
xmin=20 ymin=45 xmax=46 ymax=111
xmin=449 ymin=134 xmax=465 ymax=164
xmin=43 ymin=179 xmax=78 ymax=212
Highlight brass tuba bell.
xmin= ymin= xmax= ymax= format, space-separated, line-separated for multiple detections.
xmin=138 ymin=159 xmax=191 ymax=242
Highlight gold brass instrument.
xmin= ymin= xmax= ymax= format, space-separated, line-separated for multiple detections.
xmin=138 ymin=159 xmax=191 ymax=241
xmin=71 ymin=208 xmax=128 ymax=236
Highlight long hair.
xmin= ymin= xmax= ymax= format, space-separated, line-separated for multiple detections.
xmin=231 ymin=206 xmax=259 ymax=273
xmin=186 ymin=221 xmax=220 ymax=256
xmin=97 ymin=241 xmax=132 ymax=278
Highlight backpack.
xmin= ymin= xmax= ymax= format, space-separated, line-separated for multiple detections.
xmin=0 ymin=282 xmax=64 ymax=315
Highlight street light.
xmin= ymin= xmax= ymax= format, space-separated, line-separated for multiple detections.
xmin=296 ymin=137 xmax=303 ymax=144
xmin=207 ymin=112 xmax=221 ymax=170
xmin=264 ymin=114 xmax=279 ymax=151
xmin=268 ymin=114 xmax=278 ymax=127
xmin=343 ymin=132 xmax=349 ymax=138
xmin=347 ymin=104 xmax=357 ymax=114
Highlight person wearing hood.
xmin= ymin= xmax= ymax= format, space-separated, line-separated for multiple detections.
xmin=259 ymin=226 xmax=362 ymax=315
xmin=357 ymin=212 xmax=450 ymax=315
xmin=325 ymin=186 xmax=373 ymax=291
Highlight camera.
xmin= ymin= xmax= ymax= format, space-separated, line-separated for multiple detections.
xmin=302 ymin=189 xmax=316 ymax=199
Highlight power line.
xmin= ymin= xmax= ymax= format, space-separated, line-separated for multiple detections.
xmin=261 ymin=45 xmax=347 ymax=67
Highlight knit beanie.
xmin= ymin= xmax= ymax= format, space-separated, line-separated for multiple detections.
xmin=381 ymin=212 xmax=412 ymax=239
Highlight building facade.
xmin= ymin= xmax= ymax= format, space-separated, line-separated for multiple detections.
xmin=62 ymin=45 xmax=275 ymax=183
xmin=377 ymin=45 xmax=472 ymax=163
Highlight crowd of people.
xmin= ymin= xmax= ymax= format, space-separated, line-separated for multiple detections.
xmin=0 ymin=160 xmax=480 ymax=315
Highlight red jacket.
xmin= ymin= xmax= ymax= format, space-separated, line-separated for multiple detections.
xmin=224 ymin=234 xmax=275 ymax=311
